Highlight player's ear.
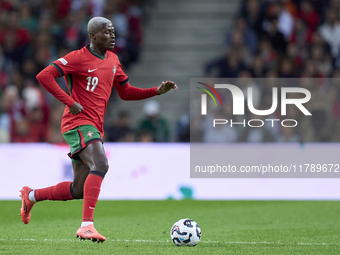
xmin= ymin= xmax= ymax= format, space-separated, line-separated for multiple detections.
xmin=89 ymin=32 xmax=96 ymax=41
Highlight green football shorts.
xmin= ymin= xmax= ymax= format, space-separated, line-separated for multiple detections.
xmin=63 ymin=124 xmax=103 ymax=163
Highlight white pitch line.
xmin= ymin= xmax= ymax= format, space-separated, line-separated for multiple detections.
xmin=0 ymin=239 xmax=339 ymax=246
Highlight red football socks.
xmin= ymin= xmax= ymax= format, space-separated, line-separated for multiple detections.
xmin=35 ymin=181 xmax=74 ymax=201
xmin=82 ymin=173 xmax=104 ymax=222
xmin=33 ymin=172 xmax=104 ymax=222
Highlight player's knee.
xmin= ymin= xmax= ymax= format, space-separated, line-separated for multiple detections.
xmin=98 ymin=160 xmax=109 ymax=175
xmin=91 ymin=160 xmax=109 ymax=175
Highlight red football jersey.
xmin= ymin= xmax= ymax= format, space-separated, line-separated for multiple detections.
xmin=52 ymin=45 xmax=129 ymax=137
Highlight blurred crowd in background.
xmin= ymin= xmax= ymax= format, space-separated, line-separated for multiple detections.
xmin=199 ymin=0 xmax=340 ymax=143
xmin=0 ymin=0 xmax=156 ymax=143
xmin=1 ymin=0 xmax=340 ymax=143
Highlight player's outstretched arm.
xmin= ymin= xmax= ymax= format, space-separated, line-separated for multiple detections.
xmin=157 ymin=80 xmax=178 ymax=95
xmin=115 ymin=81 xmax=178 ymax=101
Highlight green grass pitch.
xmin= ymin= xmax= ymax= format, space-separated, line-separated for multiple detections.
xmin=0 ymin=200 xmax=339 ymax=254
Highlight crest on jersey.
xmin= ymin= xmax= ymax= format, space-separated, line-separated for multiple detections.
xmin=113 ymin=65 xmax=117 ymax=77
xmin=87 ymin=131 xmax=94 ymax=138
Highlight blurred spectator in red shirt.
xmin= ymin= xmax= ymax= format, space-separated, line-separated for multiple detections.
xmin=57 ymin=0 xmax=72 ymax=20
xmin=297 ymin=0 xmax=320 ymax=32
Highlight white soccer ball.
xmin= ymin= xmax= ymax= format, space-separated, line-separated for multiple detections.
xmin=170 ymin=219 xmax=201 ymax=246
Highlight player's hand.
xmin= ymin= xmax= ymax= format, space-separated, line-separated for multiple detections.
xmin=69 ymin=102 xmax=83 ymax=115
xmin=157 ymin=80 xmax=178 ymax=95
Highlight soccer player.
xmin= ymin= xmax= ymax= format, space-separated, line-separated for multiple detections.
xmin=19 ymin=17 xmax=178 ymax=242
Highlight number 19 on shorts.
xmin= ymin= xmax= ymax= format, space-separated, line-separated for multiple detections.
xmin=86 ymin=76 xmax=98 ymax=92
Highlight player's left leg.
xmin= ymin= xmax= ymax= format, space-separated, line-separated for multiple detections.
xmin=20 ymin=180 xmax=78 ymax=224
xmin=20 ymin=186 xmax=36 ymax=224
xmin=20 ymin=160 xmax=88 ymax=224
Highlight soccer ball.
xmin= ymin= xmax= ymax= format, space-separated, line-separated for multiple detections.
xmin=170 ymin=219 xmax=201 ymax=246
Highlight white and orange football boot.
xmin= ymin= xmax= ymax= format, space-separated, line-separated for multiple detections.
xmin=76 ymin=224 xmax=106 ymax=243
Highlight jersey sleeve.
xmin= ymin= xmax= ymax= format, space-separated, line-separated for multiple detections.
xmin=36 ymin=65 xmax=75 ymax=107
xmin=51 ymin=50 xmax=81 ymax=77
xmin=113 ymin=58 xmax=129 ymax=88
xmin=115 ymin=82 xmax=159 ymax=100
